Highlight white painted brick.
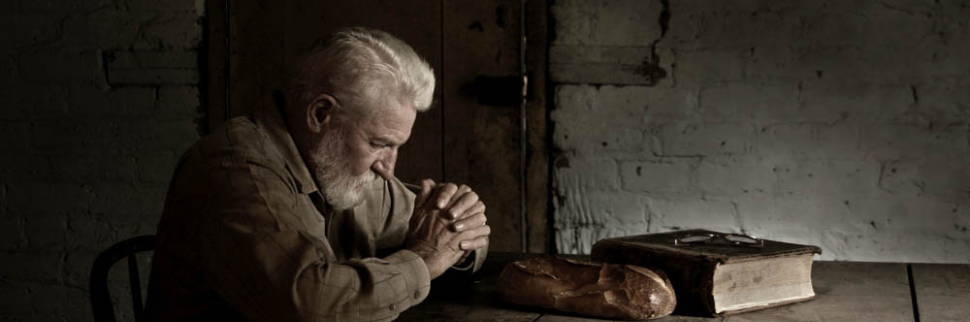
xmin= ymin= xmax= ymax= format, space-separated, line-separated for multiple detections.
xmin=775 ymin=160 xmax=881 ymax=198
xmin=556 ymin=224 xmax=650 ymax=255
xmin=108 ymin=68 xmax=198 ymax=85
xmin=556 ymin=189 xmax=648 ymax=229
xmin=729 ymin=194 xmax=784 ymax=230
xmin=620 ymin=159 xmax=693 ymax=193
xmin=157 ymin=86 xmax=200 ymax=119
xmin=3 ymin=13 xmax=64 ymax=48
xmin=799 ymin=82 xmax=912 ymax=122
xmin=554 ymin=85 xmax=648 ymax=126
xmin=137 ymin=151 xmax=181 ymax=184
xmin=19 ymin=50 xmax=101 ymax=82
xmin=139 ymin=13 xmax=201 ymax=49
xmin=0 ymin=56 xmax=14 ymax=87
xmin=553 ymin=84 xmax=696 ymax=126
xmin=59 ymin=9 xmax=152 ymax=49
xmin=26 ymin=284 xmax=89 ymax=314
xmin=879 ymin=156 xmax=970 ymax=202
xmin=859 ymin=122 xmax=969 ymax=160
xmin=552 ymin=0 xmax=662 ymax=47
xmin=699 ymin=83 xmax=800 ymax=122
xmin=68 ymin=85 xmax=156 ymax=116
xmin=657 ymin=122 xmax=754 ymax=156
xmin=0 ymin=84 xmax=69 ymax=119
xmin=550 ymin=45 xmax=659 ymax=85
xmin=555 ymin=157 xmax=619 ymax=191
xmin=743 ymin=45 xmax=809 ymax=82
xmin=123 ymin=0 xmax=198 ymax=12
xmin=672 ymin=49 xmax=747 ymax=85
xmin=0 ymin=216 xmax=24 ymax=251
xmin=696 ymin=157 xmax=776 ymax=196
xmin=137 ymin=119 xmax=200 ymax=152
xmin=22 ymin=214 xmax=70 ymax=251
xmin=0 ymin=121 xmax=29 ymax=153
xmin=918 ymin=82 xmax=970 ymax=121
xmin=19 ymin=0 xmax=111 ymax=13
xmin=0 ymin=252 xmax=63 ymax=283
xmin=595 ymin=85 xmax=696 ymax=122
xmin=0 ymin=283 xmax=32 ymax=314
xmin=109 ymin=51 xmax=197 ymax=69
xmin=647 ymin=196 xmax=741 ymax=233
xmin=553 ymin=85 xmax=648 ymax=153
xmin=665 ymin=7 xmax=802 ymax=51
xmin=755 ymin=122 xmax=860 ymax=161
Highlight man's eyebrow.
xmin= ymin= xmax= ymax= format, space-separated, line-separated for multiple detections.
xmin=372 ymin=135 xmax=404 ymax=146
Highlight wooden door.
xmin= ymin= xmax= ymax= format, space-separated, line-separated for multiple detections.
xmin=206 ymin=0 xmax=548 ymax=252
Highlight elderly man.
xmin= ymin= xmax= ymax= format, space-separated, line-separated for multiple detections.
xmin=146 ymin=27 xmax=490 ymax=321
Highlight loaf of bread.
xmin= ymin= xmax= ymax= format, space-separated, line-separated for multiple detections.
xmin=497 ymin=256 xmax=676 ymax=320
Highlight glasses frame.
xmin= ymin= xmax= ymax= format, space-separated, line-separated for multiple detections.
xmin=673 ymin=232 xmax=765 ymax=248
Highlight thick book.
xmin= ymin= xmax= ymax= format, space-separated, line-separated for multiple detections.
xmin=591 ymin=229 xmax=822 ymax=317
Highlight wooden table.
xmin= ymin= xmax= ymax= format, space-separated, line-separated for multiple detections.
xmin=398 ymin=253 xmax=970 ymax=321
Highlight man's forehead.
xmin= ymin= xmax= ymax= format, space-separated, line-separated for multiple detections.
xmin=358 ymin=103 xmax=416 ymax=143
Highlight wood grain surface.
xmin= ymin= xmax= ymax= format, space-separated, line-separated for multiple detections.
xmin=401 ymin=254 xmax=944 ymax=322
xmin=912 ymin=263 xmax=970 ymax=322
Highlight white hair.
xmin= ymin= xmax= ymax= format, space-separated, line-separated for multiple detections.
xmin=291 ymin=27 xmax=435 ymax=116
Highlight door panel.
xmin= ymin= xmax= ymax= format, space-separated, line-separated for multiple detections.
xmin=443 ymin=0 xmax=524 ymax=252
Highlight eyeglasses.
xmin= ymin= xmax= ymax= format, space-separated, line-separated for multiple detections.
xmin=673 ymin=232 xmax=764 ymax=248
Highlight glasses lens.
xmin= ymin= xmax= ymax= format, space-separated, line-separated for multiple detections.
xmin=675 ymin=234 xmax=713 ymax=245
xmin=725 ymin=234 xmax=757 ymax=244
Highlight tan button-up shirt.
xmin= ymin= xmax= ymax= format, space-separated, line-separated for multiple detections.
xmin=147 ymin=103 xmax=481 ymax=321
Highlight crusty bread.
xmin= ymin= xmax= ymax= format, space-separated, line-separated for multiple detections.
xmin=497 ymin=256 xmax=676 ymax=320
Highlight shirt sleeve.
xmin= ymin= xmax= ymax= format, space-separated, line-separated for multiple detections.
xmin=196 ymin=155 xmax=430 ymax=322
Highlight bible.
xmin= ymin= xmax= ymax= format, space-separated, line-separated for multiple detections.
xmin=591 ymin=229 xmax=822 ymax=316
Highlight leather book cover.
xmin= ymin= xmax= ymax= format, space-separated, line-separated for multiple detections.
xmin=591 ymin=229 xmax=822 ymax=316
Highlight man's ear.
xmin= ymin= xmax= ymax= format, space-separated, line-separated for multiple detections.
xmin=306 ymin=94 xmax=338 ymax=133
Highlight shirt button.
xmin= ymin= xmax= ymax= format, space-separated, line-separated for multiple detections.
xmin=413 ymin=290 xmax=421 ymax=299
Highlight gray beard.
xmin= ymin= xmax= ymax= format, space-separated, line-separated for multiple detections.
xmin=310 ymin=129 xmax=378 ymax=211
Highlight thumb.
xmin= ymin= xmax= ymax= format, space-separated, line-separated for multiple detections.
xmin=415 ymin=179 xmax=435 ymax=210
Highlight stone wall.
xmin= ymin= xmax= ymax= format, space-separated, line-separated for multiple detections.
xmin=0 ymin=0 xmax=202 ymax=320
xmin=551 ymin=0 xmax=970 ymax=263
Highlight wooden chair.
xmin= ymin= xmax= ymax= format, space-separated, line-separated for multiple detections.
xmin=89 ymin=235 xmax=156 ymax=322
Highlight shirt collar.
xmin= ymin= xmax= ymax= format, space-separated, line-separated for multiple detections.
xmin=254 ymin=92 xmax=319 ymax=194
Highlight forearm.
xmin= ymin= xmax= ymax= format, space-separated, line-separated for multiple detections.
xmin=203 ymin=230 xmax=430 ymax=322
xmin=293 ymin=249 xmax=431 ymax=320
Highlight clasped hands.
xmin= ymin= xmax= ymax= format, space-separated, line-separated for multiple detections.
xmin=405 ymin=180 xmax=490 ymax=279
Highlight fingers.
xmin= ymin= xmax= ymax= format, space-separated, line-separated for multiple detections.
xmin=449 ymin=211 xmax=486 ymax=232
xmin=465 ymin=202 xmax=485 ymax=218
xmin=433 ymin=183 xmax=459 ymax=209
xmin=443 ymin=185 xmax=471 ymax=208
xmin=459 ymin=235 xmax=489 ymax=251
xmin=415 ymin=179 xmax=436 ymax=210
xmin=453 ymin=224 xmax=490 ymax=250
xmin=444 ymin=188 xmax=479 ymax=220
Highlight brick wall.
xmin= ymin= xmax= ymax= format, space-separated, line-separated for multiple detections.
xmin=0 ymin=0 xmax=202 ymax=320
xmin=551 ymin=0 xmax=970 ymax=263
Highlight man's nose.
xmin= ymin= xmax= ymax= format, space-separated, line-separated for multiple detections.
xmin=374 ymin=149 xmax=398 ymax=178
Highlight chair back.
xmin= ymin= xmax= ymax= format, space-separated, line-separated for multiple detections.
xmin=90 ymin=235 xmax=156 ymax=322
